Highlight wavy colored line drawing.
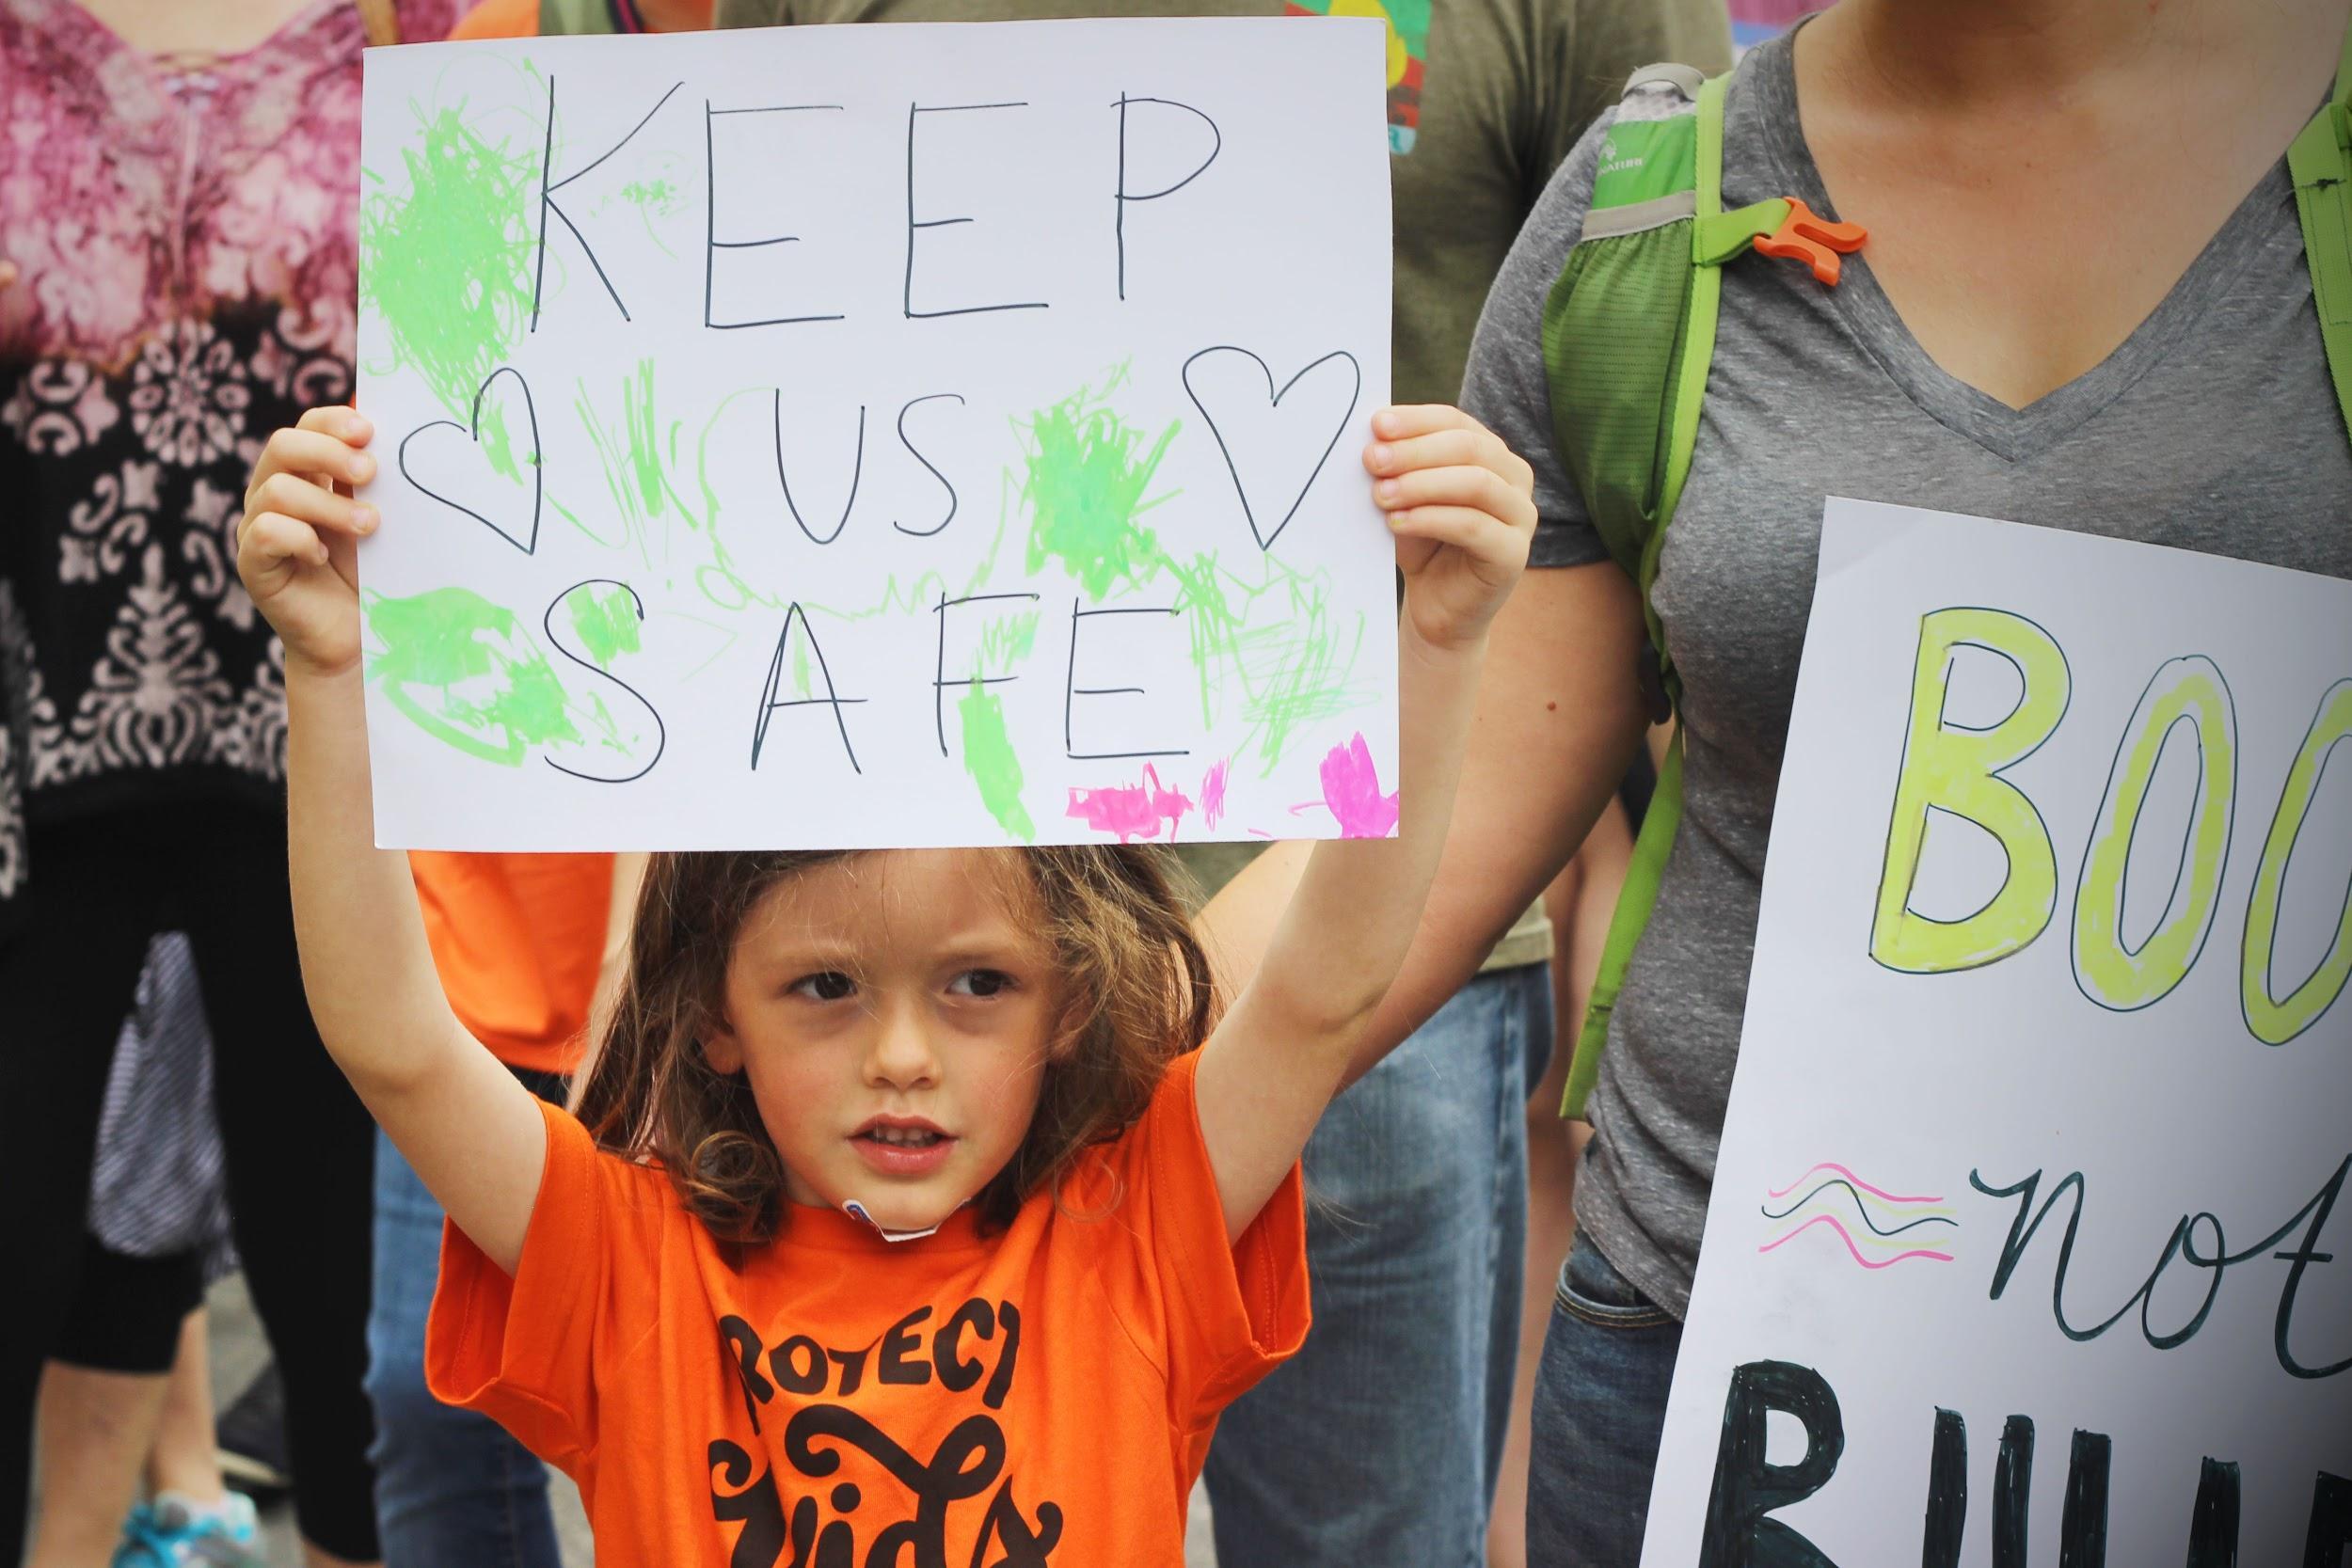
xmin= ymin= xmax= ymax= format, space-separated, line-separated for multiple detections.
xmin=1761 ymin=1180 xmax=1958 ymax=1237
xmin=1757 ymin=1214 xmax=1954 ymax=1269
xmin=1767 ymin=1163 xmax=1942 ymax=1206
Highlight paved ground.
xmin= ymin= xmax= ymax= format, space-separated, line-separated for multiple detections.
xmin=207 ymin=1274 xmax=1217 ymax=1566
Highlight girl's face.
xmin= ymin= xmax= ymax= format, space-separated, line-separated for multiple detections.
xmin=706 ymin=849 xmax=1061 ymax=1235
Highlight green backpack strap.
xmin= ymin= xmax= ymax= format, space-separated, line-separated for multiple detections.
xmin=2290 ymin=15 xmax=2352 ymax=440
xmin=1540 ymin=66 xmax=1860 ymax=1119
xmin=1553 ymin=70 xmax=1727 ymax=1121
xmin=540 ymin=0 xmax=627 ymax=35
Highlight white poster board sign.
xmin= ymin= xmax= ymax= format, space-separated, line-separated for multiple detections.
xmin=355 ymin=20 xmax=1395 ymax=849
xmin=1642 ymin=500 xmax=2352 ymax=1566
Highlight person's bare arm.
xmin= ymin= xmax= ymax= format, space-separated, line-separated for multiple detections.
xmin=241 ymin=410 xmax=548 ymax=1275
xmin=1192 ymin=406 xmax=1536 ymax=1241
xmin=583 ymin=850 xmax=647 ymax=1047
xmin=1195 ymin=561 xmax=1649 ymax=1085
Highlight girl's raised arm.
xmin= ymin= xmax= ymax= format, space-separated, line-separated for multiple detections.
xmin=1193 ymin=405 xmax=1536 ymax=1242
xmin=239 ymin=408 xmax=548 ymax=1275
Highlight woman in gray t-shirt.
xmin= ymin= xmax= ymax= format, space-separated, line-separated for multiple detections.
xmin=1203 ymin=0 xmax=2352 ymax=1559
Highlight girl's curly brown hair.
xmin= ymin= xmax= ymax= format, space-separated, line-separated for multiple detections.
xmin=570 ymin=846 xmax=1213 ymax=1243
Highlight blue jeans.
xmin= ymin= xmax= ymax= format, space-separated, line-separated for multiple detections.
xmin=1203 ymin=964 xmax=1551 ymax=1568
xmin=1527 ymin=1235 xmax=1684 ymax=1567
xmin=366 ymin=1125 xmax=562 ymax=1568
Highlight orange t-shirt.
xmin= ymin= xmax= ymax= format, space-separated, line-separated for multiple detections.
xmin=427 ymin=1051 xmax=1309 ymax=1564
xmin=449 ymin=0 xmax=716 ymax=38
xmin=409 ymin=851 xmax=613 ymax=1075
xmin=448 ymin=0 xmax=543 ymax=37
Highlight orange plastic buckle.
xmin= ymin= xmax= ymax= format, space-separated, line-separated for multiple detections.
xmin=1754 ymin=198 xmax=1867 ymax=286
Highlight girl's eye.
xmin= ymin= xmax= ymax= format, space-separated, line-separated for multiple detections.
xmin=790 ymin=972 xmax=857 ymax=1002
xmin=948 ymin=969 xmax=1013 ymax=999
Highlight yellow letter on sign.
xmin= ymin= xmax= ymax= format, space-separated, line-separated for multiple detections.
xmin=2243 ymin=678 xmax=2352 ymax=1046
xmin=2072 ymin=657 xmax=2238 ymax=1011
xmin=1871 ymin=609 xmax=2072 ymax=974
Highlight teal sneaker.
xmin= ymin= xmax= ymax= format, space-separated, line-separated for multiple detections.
xmin=111 ymin=1492 xmax=268 ymax=1568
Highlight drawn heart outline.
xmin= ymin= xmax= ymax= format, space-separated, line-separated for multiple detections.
xmin=397 ymin=365 xmax=544 ymax=556
xmin=1182 ymin=345 xmax=1362 ymax=553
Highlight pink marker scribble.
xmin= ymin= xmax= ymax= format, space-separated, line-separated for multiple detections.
xmin=1757 ymin=1214 xmax=1953 ymax=1269
xmin=1200 ymin=759 xmax=1231 ymax=831
xmin=1066 ymin=764 xmax=1194 ymax=843
xmin=1319 ymin=733 xmax=1398 ymax=839
xmin=1767 ymin=1162 xmax=1943 ymax=1206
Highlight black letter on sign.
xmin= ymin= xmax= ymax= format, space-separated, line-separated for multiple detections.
xmin=707 ymin=1441 xmax=787 ymax=1568
xmin=1922 ymin=1408 xmax=1966 ymax=1568
xmin=2276 ymin=1151 xmax=2351 ymax=1381
xmin=543 ymin=579 xmax=667 ymax=784
xmin=2059 ymin=1430 xmax=2110 ymax=1568
xmin=532 ymin=76 xmax=683 ymax=330
xmin=752 ymin=604 xmax=866 ymax=774
xmin=2304 ymin=1471 xmax=2349 ymax=1567
xmin=703 ymin=99 xmax=848 ymax=330
xmin=895 ymin=393 xmax=964 ymax=537
xmin=1111 ymin=94 xmax=1221 ymax=301
xmin=904 ymin=103 xmax=1050 ymax=319
xmin=1697 ymin=1360 xmax=1845 ymax=1568
xmin=934 ymin=592 xmax=1040 ymax=756
xmin=2185 ymin=1458 xmax=2241 ymax=1568
xmin=1065 ymin=599 xmax=1188 ymax=762
xmin=774 ymin=391 xmax=865 ymax=546
xmin=1994 ymin=1417 xmax=2036 ymax=1568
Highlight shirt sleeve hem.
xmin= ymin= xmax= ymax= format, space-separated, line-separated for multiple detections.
xmin=422 ymin=1098 xmax=604 ymax=1459
xmin=1151 ymin=1055 xmax=1311 ymax=1412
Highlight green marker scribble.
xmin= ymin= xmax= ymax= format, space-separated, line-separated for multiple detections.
xmin=361 ymin=106 xmax=539 ymax=460
xmin=548 ymin=492 xmax=624 ymax=549
xmin=368 ymin=587 xmax=579 ymax=765
xmin=478 ymin=401 xmax=519 ymax=482
xmin=977 ymin=609 xmax=1041 ymax=676
xmin=583 ymin=157 xmax=687 ymax=259
xmin=960 ymin=677 xmax=1035 ymax=840
xmin=1159 ymin=549 xmax=1370 ymax=776
xmin=1005 ymin=371 xmax=1373 ymax=774
xmin=564 ymin=582 xmax=642 ymax=670
xmin=577 ymin=360 xmax=694 ymax=564
xmin=623 ymin=361 xmax=667 ymax=521
xmin=1019 ymin=367 xmax=1181 ymax=601
xmin=620 ymin=175 xmax=679 ymax=213
xmin=792 ymin=629 xmax=814 ymax=698
xmin=1001 ymin=371 xmax=1377 ymax=776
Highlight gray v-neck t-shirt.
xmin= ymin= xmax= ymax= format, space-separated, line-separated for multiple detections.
xmin=1463 ymin=30 xmax=2352 ymax=1318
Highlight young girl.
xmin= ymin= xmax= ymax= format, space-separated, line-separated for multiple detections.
xmin=234 ymin=399 xmax=1535 ymax=1562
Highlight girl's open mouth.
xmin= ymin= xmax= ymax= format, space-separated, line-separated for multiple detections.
xmin=851 ymin=1119 xmax=957 ymax=1176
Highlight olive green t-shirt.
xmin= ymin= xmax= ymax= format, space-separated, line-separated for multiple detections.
xmin=716 ymin=0 xmax=1732 ymax=968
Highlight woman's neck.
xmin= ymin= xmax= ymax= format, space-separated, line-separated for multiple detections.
xmin=1814 ymin=0 xmax=2346 ymax=114
xmin=75 ymin=0 xmax=319 ymax=63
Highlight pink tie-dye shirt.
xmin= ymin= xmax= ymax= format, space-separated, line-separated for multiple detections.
xmin=0 ymin=0 xmax=456 ymax=913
